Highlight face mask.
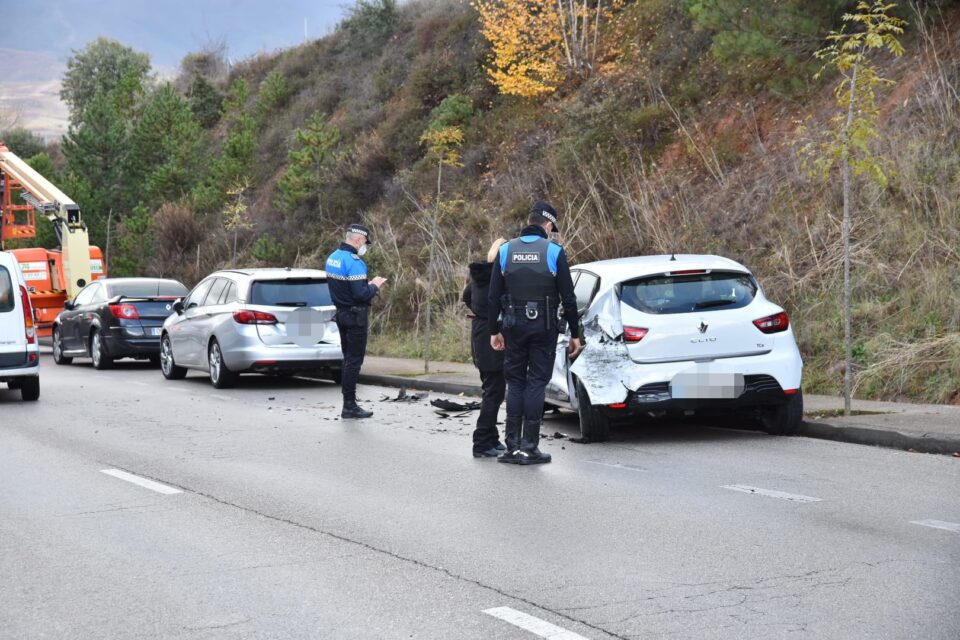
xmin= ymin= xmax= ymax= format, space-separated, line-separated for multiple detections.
xmin=358 ymin=244 xmax=369 ymax=257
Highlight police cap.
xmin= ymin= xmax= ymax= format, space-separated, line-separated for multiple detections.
xmin=347 ymin=223 xmax=372 ymax=243
xmin=531 ymin=201 xmax=559 ymax=230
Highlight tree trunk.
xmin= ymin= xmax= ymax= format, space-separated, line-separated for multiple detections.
xmin=842 ymin=59 xmax=861 ymax=417
xmin=424 ymin=162 xmax=442 ymax=374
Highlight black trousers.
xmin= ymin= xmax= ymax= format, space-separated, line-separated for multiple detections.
xmin=337 ymin=317 xmax=368 ymax=403
xmin=503 ymin=318 xmax=559 ymax=423
xmin=472 ymin=369 xmax=505 ymax=452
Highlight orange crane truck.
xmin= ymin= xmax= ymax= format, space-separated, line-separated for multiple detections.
xmin=0 ymin=142 xmax=106 ymax=339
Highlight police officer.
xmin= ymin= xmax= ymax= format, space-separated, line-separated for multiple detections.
xmin=488 ymin=202 xmax=582 ymax=465
xmin=325 ymin=224 xmax=387 ymax=419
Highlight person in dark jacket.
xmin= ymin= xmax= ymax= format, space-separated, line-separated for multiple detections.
xmin=488 ymin=201 xmax=582 ymax=465
xmin=463 ymin=238 xmax=508 ymax=458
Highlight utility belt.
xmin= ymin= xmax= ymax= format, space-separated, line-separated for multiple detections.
xmin=335 ymin=305 xmax=369 ymax=329
xmin=500 ymin=295 xmax=555 ymax=329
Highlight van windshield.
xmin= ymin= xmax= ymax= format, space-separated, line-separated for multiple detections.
xmin=0 ymin=267 xmax=14 ymax=313
xmin=620 ymin=271 xmax=758 ymax=315
xmin=249 ymin=279 xmax=332 ymax=307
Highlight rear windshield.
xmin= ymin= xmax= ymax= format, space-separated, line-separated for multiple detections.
xmin=0 ymin=267 xmax=14 ymax=313
xmin=620 ymin=271 xmax=757 ymax=315
xmin=108 ymin=280 xmax=188 ymax=298
xmin=249 ymin=279 xmax=332 ymax=307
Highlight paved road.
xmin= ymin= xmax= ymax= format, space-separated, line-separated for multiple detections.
xmin=2 ymin=353 xmax=958 ymax=639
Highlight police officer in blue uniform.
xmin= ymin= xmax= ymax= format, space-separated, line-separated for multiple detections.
xmin=488 ymin=202 xmax=582 ymax=465
xmin=325 ymin=224 xmax=387 ymax=419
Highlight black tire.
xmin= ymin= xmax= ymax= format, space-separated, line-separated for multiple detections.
xmin=20 ymin=376 xmax=39 ymax=401
xmin=208 ymin=339 xmax=238 ymax=389
xmin=761 ymin=390 xmax=803 ymax=435
xmin=575 ymin=377 xmax=610 ymax=442
xmin=160 ymin=334 xmax=187 ymax=380
xmin=89 ymin=330 xmax=112 ymax=370
xmin=148 ymin=355 xmax=161 ymax=367
xmin=52 ymin=326 xmax=72 ymax=365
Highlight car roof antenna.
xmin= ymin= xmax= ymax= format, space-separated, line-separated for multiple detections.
xmin=670 ymin=251 xmax=676 ymax=261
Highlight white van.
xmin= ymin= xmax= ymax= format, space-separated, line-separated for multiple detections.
xmin=0 ymin=251 xmax=39 ymax=401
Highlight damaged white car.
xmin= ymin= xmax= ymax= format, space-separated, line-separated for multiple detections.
xmin=545 ymin=255 xmax=803 ymax=441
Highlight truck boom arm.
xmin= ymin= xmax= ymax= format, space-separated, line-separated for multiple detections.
xmin=0 ymin=143 xmax=93 ymax=296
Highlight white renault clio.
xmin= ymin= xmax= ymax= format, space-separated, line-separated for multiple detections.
xmin=0 ymin=251 xmax=40 ymax=401
xmin=545 ymin=254 xmax=803 ymax=441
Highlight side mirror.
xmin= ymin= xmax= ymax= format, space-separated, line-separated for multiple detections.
xmin=63 ymin=300 xmax=75 ymax=311
xmin=172 ymin=299 xmax=184 ymax=314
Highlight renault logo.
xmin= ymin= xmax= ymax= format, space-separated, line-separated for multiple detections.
xmin=698 ymin=322 xmax=708 ymax=334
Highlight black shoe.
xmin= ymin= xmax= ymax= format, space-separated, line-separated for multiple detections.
xmin=515 ymin=448 xmax=552 ymax=465
xmin=497 ymin=449 xmax=521 ymax=464
xmin=341 ymin=405 xmax=373 ymax=419
xmin=473 ymin=447 xmax=501 ymax=458
xmin=494 ymin=441 xmax=506 ymax=451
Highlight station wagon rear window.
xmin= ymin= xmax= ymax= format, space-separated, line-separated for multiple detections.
xmin=620 ymin=270 xmax=757 ymax=314
xmin=0 ymin=267 xmax=13 ymax=313
xmin=109 ymin=281 xmax=189 ymax=298
xmin=250 ymin=279 xmax=333 ymax=307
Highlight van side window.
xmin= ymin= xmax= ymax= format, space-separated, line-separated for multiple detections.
xmin=0 ymin=267 xmax=14 ymax=312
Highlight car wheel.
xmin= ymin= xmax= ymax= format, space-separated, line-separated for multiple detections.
xmin=20 ymin=376 xmax=40 ymax=401
xmin=52 ymin=327 xmax=72 ymax=365
xmin=575 ymin=377 xmax=610 ymax=442
xmin=208 ymin=339 xmax=238 ymax=389
xmin=160 ymin=334 xmax=187 ymax=380
xmin=761 ymin=390 xmax=803 ymax=435
xmin=90 ymin=330 xmax=112 ymax=370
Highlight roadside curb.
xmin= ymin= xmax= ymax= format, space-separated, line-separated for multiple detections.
xmin=359 ymin=371 xmax=960 ymax=455
xmin=358 ymin=372 xmax=483 ymax=397
xmin=799 ymin=420 xmax=960 ymax=455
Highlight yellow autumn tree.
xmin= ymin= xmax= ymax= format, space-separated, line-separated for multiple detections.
xmin=474 ymin=0 xmax=611 ymax=97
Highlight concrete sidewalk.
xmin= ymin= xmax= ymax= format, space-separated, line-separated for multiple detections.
xmin=359 ymin=356 xmax=960 ymax=455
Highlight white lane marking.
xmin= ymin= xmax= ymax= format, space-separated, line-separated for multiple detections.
xmin=210 ymin=393 xmax=233 ymax=401
xmin=100 ymin=469 xmax=181 ymax=495
xmin=584 ymin=460 xmax=647 ymax=473
xmin=483 ymin=607 xmax=590 ymax=640
xmin=911 ymin=519 xmax=960 ymax=533
xmin=722 ymin=484 xmax=821 ymax=503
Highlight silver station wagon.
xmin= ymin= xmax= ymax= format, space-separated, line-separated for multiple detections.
xmin=160 ymin=268 xmax=343 ymax=388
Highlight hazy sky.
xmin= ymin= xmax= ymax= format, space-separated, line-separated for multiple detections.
xmin=3 ymin=0 xmax=348 ymax=73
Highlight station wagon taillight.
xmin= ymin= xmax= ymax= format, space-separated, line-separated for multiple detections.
xmin=753 ymin=311 xmax=789 ymax=334
xmin=19 ymin=285 xmax=35 ymax=344
xmin=233 ymin=310 xmax=278 ymax=325
xmin=109 ymin=303 xmax=140 ymax=319
xmin=623 ymin=326 xmax=649 ymax=343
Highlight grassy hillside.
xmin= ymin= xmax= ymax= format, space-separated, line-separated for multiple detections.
xmin=8 ymin=0 xmax=959 ymax=402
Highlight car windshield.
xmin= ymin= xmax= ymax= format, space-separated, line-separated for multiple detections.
xmin=249 ymin=278 xmax=332 ymax=307
xmin=620 ymin=270 xmax=757 ymax=314
xmin=108 ymin=280 xmax=188 ymax=298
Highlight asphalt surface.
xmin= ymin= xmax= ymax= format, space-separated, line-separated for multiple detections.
xmin=2 ymin=353 xmax=959 ymax=639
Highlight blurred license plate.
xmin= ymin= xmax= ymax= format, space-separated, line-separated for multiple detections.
xmin=670 ymin=373 xmax=744 ymax=399
xmin=150 ymin=327 xmax=162 ymax=336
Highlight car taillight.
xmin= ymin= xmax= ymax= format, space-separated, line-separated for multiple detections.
xmin=233 ymin=310 xmax=277 ymax=325
xmin=753 ymin=311 xmax=789 ymax=334
xmin=109 ymin=303 xmax=140 ymax=319
xmin=19 ymin=285 xmax=35 ymax=344
xmin=623 ymin=326 xmax=648 ymax=343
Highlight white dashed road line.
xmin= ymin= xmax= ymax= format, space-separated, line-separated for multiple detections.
xmin=910 ymin=519 xmax=960 ymax=533
xmin=483 ymin=607 xmax=590 ymax=640
xmin=101 ymin=469 xmax=182 ymax=495
xmin=584 ymin=460 xmax=647 ymax=473
xmin=721 ymin=484 xmax=821 ymax=503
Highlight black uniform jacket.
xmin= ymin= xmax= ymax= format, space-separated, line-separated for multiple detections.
xmin=487 ymin=225 xmax=582 ymax=340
